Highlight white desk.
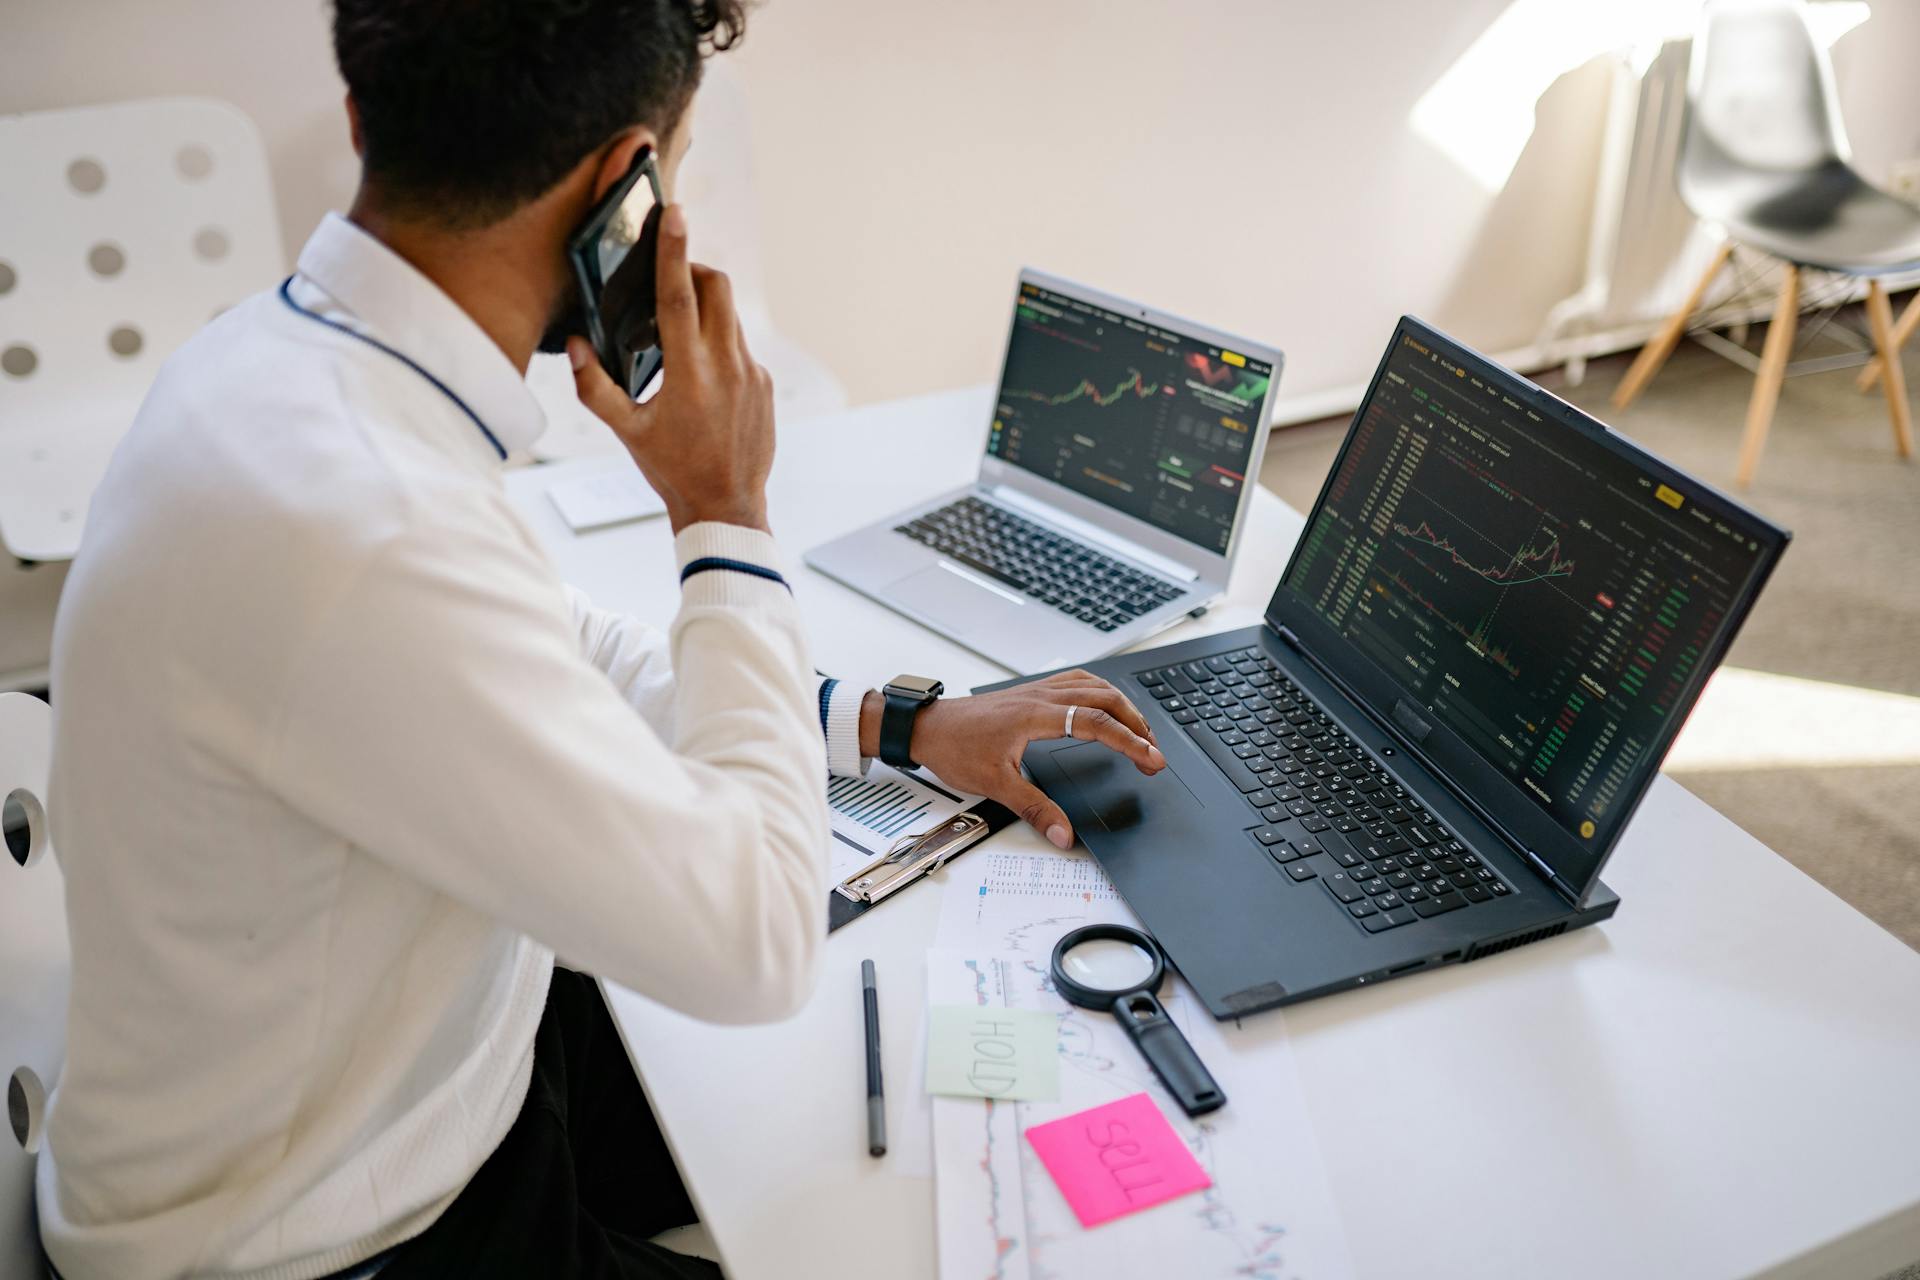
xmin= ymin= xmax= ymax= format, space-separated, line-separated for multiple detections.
xmin=504 ymin=386 xmax=1920 ymax=1280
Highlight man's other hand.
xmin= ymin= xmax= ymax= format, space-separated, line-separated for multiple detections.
xmin=568 ymin=203 xmax=775 ymax=533
xmin=863 ymin=670 xmax=1166 ymax=850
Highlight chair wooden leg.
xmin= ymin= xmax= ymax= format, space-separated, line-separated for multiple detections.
xmin=1735 ymin=263 xmax=1800 ymax=489
xmin=1613 ymin=242 xmax=1733 ymax=411
xmin=1856 ymin=287 xmax=1920 ymax=391
xmin=1866 ymin=280 xmax=1916 ymax=460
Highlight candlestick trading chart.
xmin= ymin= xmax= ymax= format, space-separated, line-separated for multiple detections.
xmin=1286 ymin=333 xmax=1769 ymax=844
xmin=987 ymin=282 xmax=1273 ymax=554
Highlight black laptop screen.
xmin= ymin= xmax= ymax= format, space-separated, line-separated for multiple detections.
xmin=986 ymin=282 xmax=1273 ymax=554
xmin=1284 ymin=331 xmax=1771 ymax=855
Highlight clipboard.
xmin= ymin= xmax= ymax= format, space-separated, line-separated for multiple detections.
xmin=827 ymin=799 xmax=1016 ymax=932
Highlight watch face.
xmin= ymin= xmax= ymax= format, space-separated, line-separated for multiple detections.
xmin=886 ymin=675 xmax=944 ymax=701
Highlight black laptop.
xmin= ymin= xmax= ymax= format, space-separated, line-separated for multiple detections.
xmin=985 ymin=319 xmax=1790 ymax=1017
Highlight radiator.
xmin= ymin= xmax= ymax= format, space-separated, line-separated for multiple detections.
xmin=1540 ymin=25 xmax=1918 ymax=384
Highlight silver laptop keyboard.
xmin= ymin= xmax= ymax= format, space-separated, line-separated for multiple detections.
xmin=894 ymin=496 xmax=1183 ymax=632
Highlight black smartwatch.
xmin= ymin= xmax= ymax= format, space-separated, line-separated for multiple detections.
xmin=878 ymin=675 xmax=944 ymax=769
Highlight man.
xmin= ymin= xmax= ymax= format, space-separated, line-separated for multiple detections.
xmin=37 ymin=2 xmax=1165 ymax=1278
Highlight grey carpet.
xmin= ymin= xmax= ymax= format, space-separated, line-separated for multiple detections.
xmin=1260 ymin=312 xmax=1920 ymax=956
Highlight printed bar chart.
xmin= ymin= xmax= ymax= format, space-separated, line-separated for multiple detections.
xmin=828 ymin=774 xmax=935 ymax=840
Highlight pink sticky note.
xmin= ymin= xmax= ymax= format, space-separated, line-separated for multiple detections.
xmin=1023 ymin=1092 xmax=1211 ymax=1227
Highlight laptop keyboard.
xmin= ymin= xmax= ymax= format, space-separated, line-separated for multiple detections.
xmin=895 ymin=496 xmax=1184 ymax=632
xmin=1137 ymin=646 xmax=1512 ymax=934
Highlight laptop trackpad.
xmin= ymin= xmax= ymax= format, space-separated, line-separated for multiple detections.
xmin=1052 ymin=741 xmax=1202 ymax=834
xmin=885 ymin=563 xmax=1024 ymax=638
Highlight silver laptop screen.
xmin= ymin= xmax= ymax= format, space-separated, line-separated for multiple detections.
xmin=986 ymin=281 xmax=1273 ymax=554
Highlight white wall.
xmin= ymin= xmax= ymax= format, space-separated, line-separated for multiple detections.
xmin=7 ymin=0 xmax=1916 ymax=412
xmin=4 ymin=0 xmax=1919 ymax=682
xmin=722 ymin=0 xmax=1920 ymax=411
xmin=727 ymin=0 xmax=1606 ymax=411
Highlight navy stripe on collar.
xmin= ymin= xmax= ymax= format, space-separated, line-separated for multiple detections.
xmin=277 ymin=278 xmax=509 ymax=461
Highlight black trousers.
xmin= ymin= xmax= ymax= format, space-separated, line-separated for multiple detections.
xmin=378 ymin=968 xmax=722 ymax=1280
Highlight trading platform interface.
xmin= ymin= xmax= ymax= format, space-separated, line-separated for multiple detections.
xmin=1287 ymin=333 xmax=1768 ymax=846
xmin=986 ymin=282 xmax=1272 ymax=554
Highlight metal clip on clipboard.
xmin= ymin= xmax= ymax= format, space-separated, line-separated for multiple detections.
xmin=836 ymin=810 xmax=994 ymax=908
xmin=826 ymin=799 xmax=1014 ymax=931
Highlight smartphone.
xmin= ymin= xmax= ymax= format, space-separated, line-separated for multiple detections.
xmin=566 ymin=146 xmax=665 ymax=399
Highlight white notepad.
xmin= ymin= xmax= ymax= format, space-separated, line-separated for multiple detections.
xmin=544 ymin=464 xmax=667 ymax=532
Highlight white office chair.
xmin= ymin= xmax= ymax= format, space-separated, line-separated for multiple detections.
xmin=0 ymin=97 xmax=286 ymax=561
xmin=0 ymin=97 xmax=286 ymax=692
xmin=1 ymin=692 xmax=65 ymax=1278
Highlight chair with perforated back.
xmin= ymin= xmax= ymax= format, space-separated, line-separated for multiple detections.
xmin=1 ymin=692 xmax=65 ymax=1278
xmin=0 ymin=97 xmax=286 ymax=561
xmin=1609 ymin=0 xmax=1920 ymax=488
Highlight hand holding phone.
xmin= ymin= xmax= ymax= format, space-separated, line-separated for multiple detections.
xmin=567 ymin=204 xmax=776 ymax=535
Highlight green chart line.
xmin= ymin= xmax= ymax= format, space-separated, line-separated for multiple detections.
xmin=1005 ymin=367 xmax=1160 ymax=408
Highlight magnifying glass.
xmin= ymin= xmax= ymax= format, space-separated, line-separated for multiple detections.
xmin=1049 ymin=924 xmax=1226 ymax=1117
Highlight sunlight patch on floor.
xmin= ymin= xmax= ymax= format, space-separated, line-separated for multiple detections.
xmin=1665 ymin=666 xmax=1920 ymax=773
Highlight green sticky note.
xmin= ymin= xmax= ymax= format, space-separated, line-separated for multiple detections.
xmin=924 ymin=1004 xmax=1059 ymax=1101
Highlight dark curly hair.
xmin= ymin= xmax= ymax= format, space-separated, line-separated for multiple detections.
xmin=332 ymin=0 xmax=747 ymax=227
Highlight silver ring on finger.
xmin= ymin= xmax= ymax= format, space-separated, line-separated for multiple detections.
xmin=1064 ymin=704 xmax=1079 ymax=740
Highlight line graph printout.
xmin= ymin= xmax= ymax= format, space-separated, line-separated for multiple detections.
xmin=934 ymin=849 xmax=1132 ymax=956
xmin=928 ymin=946 xmax=1351 ymax=1280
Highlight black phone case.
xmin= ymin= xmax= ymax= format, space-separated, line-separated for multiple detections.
xmin=595 ymin=202 xmax=666 ymax=397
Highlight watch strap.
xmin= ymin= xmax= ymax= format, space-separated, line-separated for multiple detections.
xmin=879 ymin=688 xmax=924 ymax=769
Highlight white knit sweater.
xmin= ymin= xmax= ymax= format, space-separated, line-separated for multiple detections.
xmin=39 ymin=213 xmax=846 ymax=1279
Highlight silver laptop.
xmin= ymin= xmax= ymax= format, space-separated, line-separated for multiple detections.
xmin=806 ymin=269 xmax=1283 ymax=674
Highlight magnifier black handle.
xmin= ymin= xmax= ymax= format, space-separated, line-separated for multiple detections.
xmin=1111 ymin=990 xmax=1226 ymax=1117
